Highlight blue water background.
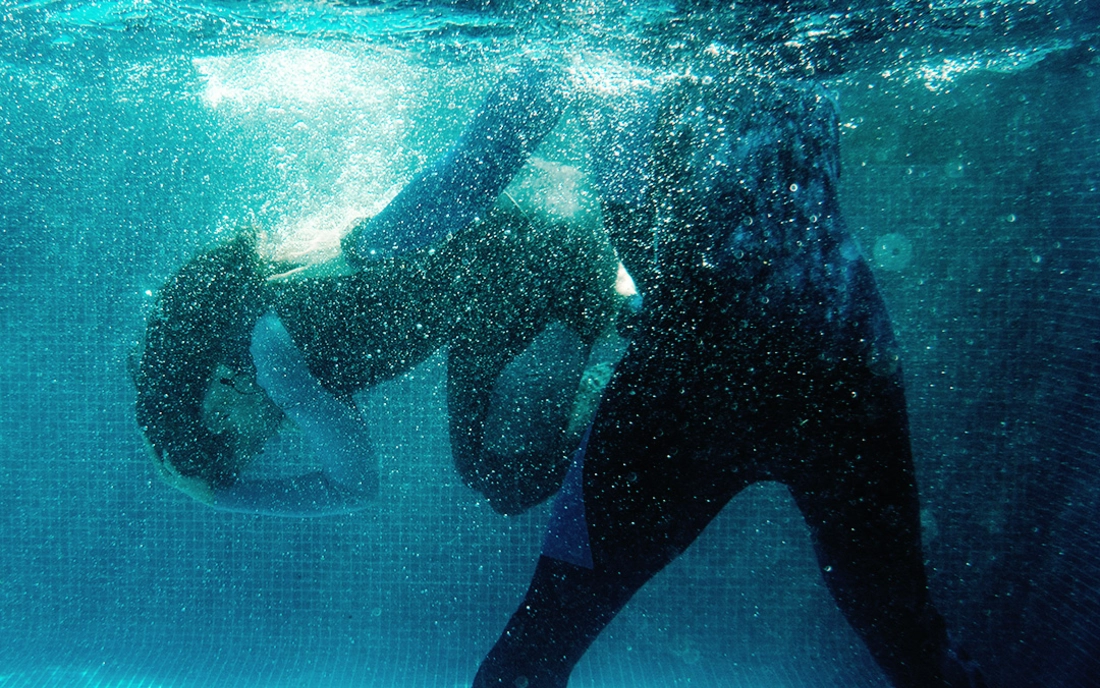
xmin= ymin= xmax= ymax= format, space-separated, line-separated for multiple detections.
xmin=1 ymin=1 xmax=1099 ymax=686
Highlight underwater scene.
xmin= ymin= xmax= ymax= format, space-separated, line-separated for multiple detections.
xmin=1 ymin=1 xmax=1098 ymax=686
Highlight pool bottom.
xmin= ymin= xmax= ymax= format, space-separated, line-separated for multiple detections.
xmin=0 ymin=654 xmax=890 ymax=688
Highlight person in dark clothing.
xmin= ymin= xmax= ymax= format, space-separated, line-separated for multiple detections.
xmin=134 ymin=59 xmax=628 ymax=517
xmin=134 ymin=204 xmax=625 ymax=516
xmin=473 ymin=77 xmax=986 ymax=688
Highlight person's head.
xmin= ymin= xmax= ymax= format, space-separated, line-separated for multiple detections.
xmin=134 ymin=233 xmax=279 ymax=501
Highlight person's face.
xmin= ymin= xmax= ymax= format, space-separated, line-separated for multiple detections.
xmin=201 ymin=363 xmax=284 ymax=463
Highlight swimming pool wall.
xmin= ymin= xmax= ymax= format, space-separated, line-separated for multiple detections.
xmin=1 ymin=30 xmax=1099 ymax=688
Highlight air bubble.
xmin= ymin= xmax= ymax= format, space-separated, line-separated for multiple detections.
xmin=873 ymin=233 xmax=913 ymax=271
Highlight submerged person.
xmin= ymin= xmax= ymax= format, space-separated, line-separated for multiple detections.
xmin=135 ymin=205 xmax=626 ymax=516
xmin=472 ymin=78 xmax=987 ymax=687
xmin=134 ymin=60 xmax=630 ymax=517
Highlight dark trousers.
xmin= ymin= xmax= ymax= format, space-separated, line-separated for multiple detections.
xmin=475 ymin=259 xmax=954 ymax=688
xmin=475 ymin=78 xmax=970 ymax=688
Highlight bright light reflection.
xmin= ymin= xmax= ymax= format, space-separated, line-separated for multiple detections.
xmin=193 ymin=45 xmax=420 ymax=268
xmin=194 ymin=47 xmax=394 ymax=108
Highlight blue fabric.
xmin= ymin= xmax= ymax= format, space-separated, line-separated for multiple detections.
xmin=343 ymin=59 xmax=567 ymax=263
xmin=541 ymin=424 xmax=594 ymax=569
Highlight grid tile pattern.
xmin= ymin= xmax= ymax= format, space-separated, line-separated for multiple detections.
xmin=1 ymin=31 xmax=1098 ymax=688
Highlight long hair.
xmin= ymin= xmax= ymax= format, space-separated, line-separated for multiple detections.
xmin=135 ymin=233 xmax=269 ymax=489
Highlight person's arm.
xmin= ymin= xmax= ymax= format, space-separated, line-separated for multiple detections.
xmin=213 ymin=312 xmax=379 ymax=517
xmin=342 ymin=58 xmax=568 ymax=265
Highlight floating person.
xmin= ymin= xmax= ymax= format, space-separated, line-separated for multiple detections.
xmin=134 ymin=60 xmax=631 ymax=517
xmin=472 ymin=78 xmax=987 ymax=688
xmin=134 ymin=205 xmax=628 ymax=516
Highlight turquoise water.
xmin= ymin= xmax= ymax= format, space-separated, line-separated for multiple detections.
xmin=1 ymin=1 xmax=1098 ymax=686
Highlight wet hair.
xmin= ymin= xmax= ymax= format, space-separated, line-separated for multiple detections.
xmin=134 ymin=233 xmax=270 ymax=489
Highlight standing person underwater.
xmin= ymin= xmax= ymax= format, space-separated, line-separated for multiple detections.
xmin=133 ymin=60 xmax=632 ymax=517
xmin=135 ymin=55 xmax=985 ymax=686
xmin=472 ymin=76 xmax=989 ymax=688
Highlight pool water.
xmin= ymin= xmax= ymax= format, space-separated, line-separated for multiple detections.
xmin=1 ymin=1 xmax=1098 ymax=686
